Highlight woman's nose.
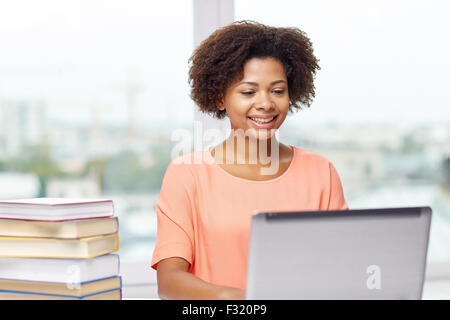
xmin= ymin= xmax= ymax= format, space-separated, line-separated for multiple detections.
xmin=255 ymin=92 xmax=274 ymax=110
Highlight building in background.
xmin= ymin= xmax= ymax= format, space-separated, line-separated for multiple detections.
xmin=46 ymin=173 xmax=102 ymax=198
xmin=0 ymin=172 xmax=40 ymax=200
xmin=0 ymin=100 xmax=47 ymax=159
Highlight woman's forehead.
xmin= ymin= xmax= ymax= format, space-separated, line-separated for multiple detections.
xmin=231 ymin=57 xmax=287 ymax=86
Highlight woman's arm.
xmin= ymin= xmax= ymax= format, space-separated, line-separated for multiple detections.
xmin=156 ymin=257 xmax=246 ymax=300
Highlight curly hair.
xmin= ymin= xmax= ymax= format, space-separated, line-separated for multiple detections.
xmin=188 ymin=20 xmax=320 ymax=120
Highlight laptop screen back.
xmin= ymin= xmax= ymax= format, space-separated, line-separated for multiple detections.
xmin=246 ymin=207 xmax=432 ymax=299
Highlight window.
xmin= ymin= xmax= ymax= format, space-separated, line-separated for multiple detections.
xmin=0 ymin=0 xmax=194 ymax=298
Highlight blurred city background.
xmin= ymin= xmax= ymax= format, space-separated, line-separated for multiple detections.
xmin=0 ymin=0 xmax=449 ymax=275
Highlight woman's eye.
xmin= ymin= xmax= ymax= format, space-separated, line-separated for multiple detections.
xmin=241 ymin=90 xmax=285 ymax=96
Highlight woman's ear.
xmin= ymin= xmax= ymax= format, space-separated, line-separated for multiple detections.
xmin=216 ymin=97 xmax=225 ymax=111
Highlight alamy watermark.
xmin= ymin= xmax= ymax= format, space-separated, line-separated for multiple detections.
xmin=66 ymin=265 xmax=81 ymax=290
xmin=170 ymin=120 xmax=283 ymax=176
xmin=366 ymin=264 xmax=382 ymax=290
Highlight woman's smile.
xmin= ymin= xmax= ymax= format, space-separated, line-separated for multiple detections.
xmin=247 ymin=114 xmax=279 ymax=129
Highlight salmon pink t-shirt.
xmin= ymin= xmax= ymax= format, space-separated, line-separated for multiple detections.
xmin=150 ymin=145 xmax=348 ymax=290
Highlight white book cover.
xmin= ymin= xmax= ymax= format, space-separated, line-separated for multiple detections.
xmin=0 ymin=198 xmax=114 ymax=221
xmin=0 ymin=254 xmax=120 ymax=283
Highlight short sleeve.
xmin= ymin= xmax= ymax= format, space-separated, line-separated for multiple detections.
xmin=151 ymin=160 xmax=196 ymax=271
xmin=327 ymin=162 xmax=349 ymax=210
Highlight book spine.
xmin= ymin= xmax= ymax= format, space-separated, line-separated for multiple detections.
xmin=0 ymin=287 xmax=121 ymax=299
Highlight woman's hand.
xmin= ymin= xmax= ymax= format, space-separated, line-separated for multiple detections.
xmin=156 ymin=257 xmax=246 ymax=300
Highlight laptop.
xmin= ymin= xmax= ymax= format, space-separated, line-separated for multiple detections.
xmin=245 ymin=207 xmax=432 ymax=300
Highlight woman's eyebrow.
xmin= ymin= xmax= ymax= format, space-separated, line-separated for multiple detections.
xmin=238 ymin=80 xmax=287 ymax=86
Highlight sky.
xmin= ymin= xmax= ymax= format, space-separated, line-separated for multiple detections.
xmin=0 ymin=0 xmax=449 ymax=129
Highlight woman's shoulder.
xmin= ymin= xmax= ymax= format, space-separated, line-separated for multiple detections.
xmin=159 ymin=151 xmax=205 ymax=196
xmin=164 ymin=149 xmax=211 ymax=178
xmin=291 ymin=146 xmax=343 ymax=187
xmin=168 ymin=149 xmax=211 ymax=168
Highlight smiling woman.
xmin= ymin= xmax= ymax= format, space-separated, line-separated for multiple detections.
xmin=188 ymin=20 xmax=320 ymax=121
xmin=189 ymin=20 xmax=320 ymax=171
xmin=151 ymin=20 xmax=348 ymax=300
xmin=212 ymin=56 xmax=291 ymax=171
xmin=219 ymin=58 xmax=289 ymax=133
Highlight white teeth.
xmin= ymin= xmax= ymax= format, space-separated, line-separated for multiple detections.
xmin=250 ymin=116 xmax=275 ymax=123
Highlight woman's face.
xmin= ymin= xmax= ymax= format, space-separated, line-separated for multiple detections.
xmin=217 ymin=56 xmax=290 ymax=141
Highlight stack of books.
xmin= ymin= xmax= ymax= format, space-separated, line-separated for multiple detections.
xmin=0 ymin=198 xmax=121 ymax=300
